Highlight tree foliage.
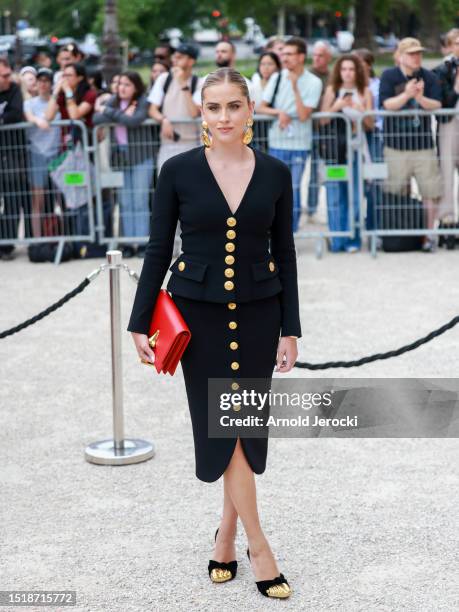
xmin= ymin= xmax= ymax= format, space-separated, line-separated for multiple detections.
xmin=22 ymin=0 xmax=459 ymax=50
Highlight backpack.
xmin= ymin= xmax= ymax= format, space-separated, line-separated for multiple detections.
xmin=159 ymin=73 xmax=199 ymax=113
xmin=379 ymin=193 xmax=426 ymax=252
xmin=27 ymin=242 xmax=74 ymax=263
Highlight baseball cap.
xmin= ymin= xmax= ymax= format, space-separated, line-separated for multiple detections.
xmin=397 ymin=37 xmax=426 ymax=54
xmin=37 ymin=68 xmax=53 ymax=81
xmin=19 ymin=66 xmax=37 ymax=77
xmin=175 ymin=43 xmax=199 ymax=60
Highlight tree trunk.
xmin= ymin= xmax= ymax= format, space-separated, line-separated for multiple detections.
xmin=353 ymin=0 xmax=375 ymax=50
xmin=277 ymin=6 xmax=286 ymax=36
xmin=417 ymin=0 xmax=441 ymax=52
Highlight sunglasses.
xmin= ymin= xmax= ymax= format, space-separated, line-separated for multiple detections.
xmin=154 ymin=54 xmax=167 ymax=60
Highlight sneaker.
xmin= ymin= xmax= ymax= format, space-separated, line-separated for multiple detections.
xmin=345 ymin=245 xmax=359 ymax=253
xmin=421 ymin=236 xmax=437 ymax=252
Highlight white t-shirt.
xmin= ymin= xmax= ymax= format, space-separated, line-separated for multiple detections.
xmin=261 ymin=68 xmax=322 ymax=150
xmin=250 ymin=71 xmax=279 ymax=111
xmin=148 ymin=72 xmax=204 ymax=108
xmin=24 ymin=96 xmax=61 ymax=156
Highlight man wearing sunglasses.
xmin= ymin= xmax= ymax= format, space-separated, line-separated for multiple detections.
xmin=153 ymin=44 xmax=174 ymax=69
xmin=0 ymin=57 xmax=25 ymax=260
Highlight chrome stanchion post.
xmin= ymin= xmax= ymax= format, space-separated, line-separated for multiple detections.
xmin=85 ymin=250 xmax=155 ymax=465
xmin=109 ymin=249 xmax=124 ymax=449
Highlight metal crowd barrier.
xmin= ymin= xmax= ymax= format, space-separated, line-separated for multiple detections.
xmin=355 ymin=108 xmax=459 ymax=256
xmin=0 ymin=119 xmax=95 ymax=261
xmin=293 ymin=112 xmax=356 ymax=256
xmin=2 ymin=110 xmax=458 ymax=262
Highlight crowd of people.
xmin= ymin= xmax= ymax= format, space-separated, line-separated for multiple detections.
xmin=0 ymin=29 xmax=458 ymax=261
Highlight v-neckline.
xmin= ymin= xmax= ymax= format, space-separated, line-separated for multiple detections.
xmin=202 ymin=145 xmax=258 ymax=217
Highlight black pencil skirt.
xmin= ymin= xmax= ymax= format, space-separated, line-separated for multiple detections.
xmin=171 ymin=292 xmax=282 ymax=483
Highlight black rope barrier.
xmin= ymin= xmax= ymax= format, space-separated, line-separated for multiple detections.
xmin=294 ymin=313 xmax=459 ymax=370
xmin=0 ymin=278 xmax=91 ymax=340
xmin=1 ymin=263 xmax=458 ymax=371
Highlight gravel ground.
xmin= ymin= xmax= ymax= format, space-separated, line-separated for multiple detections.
xmin=1 ymin=244 xmax=458 ymax=612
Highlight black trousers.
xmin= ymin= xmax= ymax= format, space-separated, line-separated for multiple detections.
xmin=172 ymin=293 xmax=282 ymax=483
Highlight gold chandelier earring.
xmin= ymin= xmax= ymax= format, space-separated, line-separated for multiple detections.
xmin=201 ymin=121 xmax=212 ymax=147
xmin=242 ymin=117 xmax=254 ymax=145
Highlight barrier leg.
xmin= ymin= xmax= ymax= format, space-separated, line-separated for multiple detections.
xmin=370 ymin=235 xmax=377 ymax=259
xmin=315 ymin=237 xmax=324 ymax=259
xmin=85 ymin=249 xmax=155 ymax=465
xmin=53 ymin=240 xmax=65 ymax=265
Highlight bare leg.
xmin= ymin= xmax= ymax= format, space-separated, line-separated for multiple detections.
xmin=423 ymin=198 xmax=439 ymax=233
xmin=212 ymin=475 xmax=238 ymax=563
xmin=224 ymin=438 xmax=280 ymax=580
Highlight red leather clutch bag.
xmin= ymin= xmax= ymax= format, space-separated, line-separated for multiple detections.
xmin=146 ymin=289 xmax=191 ymax=375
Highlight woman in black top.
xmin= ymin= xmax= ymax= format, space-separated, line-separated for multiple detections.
xmin=127 ymin=67 xmax=301 ymax=599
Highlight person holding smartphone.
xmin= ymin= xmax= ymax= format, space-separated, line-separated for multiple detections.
xmin=321 ymin=54 xmax=374 ymax=252
xmin=93 ymin=71 xmax=152 ymax=256
xmin=148 ymin=43 xmax=203 ymax=174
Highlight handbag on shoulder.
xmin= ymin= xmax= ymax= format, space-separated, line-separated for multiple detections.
xmin=142 ymin=289 xmax=191 ymax=376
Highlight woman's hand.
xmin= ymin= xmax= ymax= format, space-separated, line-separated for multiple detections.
xmin=131 ymin=332 xmax=155 ymax=365
xmin=331 ymin=97 xmax=348 ymax=112
xmin=275 ymin=337 xmax=298 ymax=373
xmin=350 ymin=96 xmax=365 ymax=112
xmin=62 ymin=77 xmax=72 ymax=96
xmin=125 ymin=101 xmax=137 ymax=116
xmin=53 ymin=79 xmax=63 ymax=97
xmin=95 ymin=92 xmax=111 ymax=112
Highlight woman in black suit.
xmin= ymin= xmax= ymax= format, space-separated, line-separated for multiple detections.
xmin=128 ymin=67 xmax=302 ymax=599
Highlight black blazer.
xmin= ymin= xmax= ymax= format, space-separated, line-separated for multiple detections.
xmin=127 ymin=145 xmax=302 ymax=338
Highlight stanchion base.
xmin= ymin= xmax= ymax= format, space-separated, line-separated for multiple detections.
xmin=85 ymin=438 xmax=155 ymax=465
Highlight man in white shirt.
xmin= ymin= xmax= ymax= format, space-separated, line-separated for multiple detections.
xmin=258 ymin=37 xmax=322 ymax=232
xmin=149 ymin=43 xmax=203 ymax=173
xmin=192 ymin=40 xmax=254 ymax=106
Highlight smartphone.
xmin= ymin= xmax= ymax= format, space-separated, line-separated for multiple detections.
xmin=172 ymin=131 xmax=181 ymax=142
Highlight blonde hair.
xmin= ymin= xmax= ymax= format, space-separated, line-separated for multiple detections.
xmin=201 ymin=67 xmax=250 ymax=104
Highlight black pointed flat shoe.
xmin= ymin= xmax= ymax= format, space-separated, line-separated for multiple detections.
xmin=247 ymin=547 xmax=292 ymax=598
xmin=208 ymin=528 xmax=238 ymax=583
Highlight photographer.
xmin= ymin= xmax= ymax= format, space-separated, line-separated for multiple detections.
xmin=379 ymin=38 xmax=442 ymax=252
xmin=433 ymin=29 xmax=459 ymax=233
